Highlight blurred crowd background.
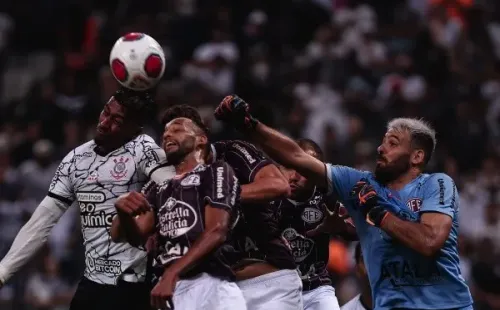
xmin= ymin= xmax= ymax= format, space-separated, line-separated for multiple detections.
xmin=0 ymin=0 xmax=500 ymax=309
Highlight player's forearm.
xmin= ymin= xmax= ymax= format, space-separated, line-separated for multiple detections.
xmin=380 ymin=213 xmax=442 ymax=257
xmin=251 ymin=123 xmax=306 ymax=169
xmin=0 ymin=197 xmax=66 ymax=283
xmin=167 ymin=223 xmax=228 ymax=277
xmin=240 ymin=178 xmax=290 ymax=203
xmin=111 ymin=211 xmax=153 ymax=246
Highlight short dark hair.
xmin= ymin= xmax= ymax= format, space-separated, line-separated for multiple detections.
xmin=354 ymin=242 xmax=362 ymax=264
xmin=297 ymin=138 xmax=324 ymax=161
xmin=113 ymin=87 xmax=155 ymax=125
xmin=161 ymin=104 xmax=210 ymax=136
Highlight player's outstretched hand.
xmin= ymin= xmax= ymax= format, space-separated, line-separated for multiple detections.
xmin=306 ymin=202 xmax=354 ymax=237
xmin=351 ymin=179 xmax=388 ymax=227
xmin=214 ymin=95 xmax=259 ymax=131
xmin=115 ymin=192 xmax=151 ymax=216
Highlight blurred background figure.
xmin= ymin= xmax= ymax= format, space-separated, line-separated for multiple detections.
xmin=0 ymin=0 xmax=500 ymax=308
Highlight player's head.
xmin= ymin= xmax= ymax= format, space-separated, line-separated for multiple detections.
xmin=375 ymin=118 xmax=436 ymax=184
xmin=161 ymin=105 xmax=211 ymax=161
xmin=95 ymin=87 xmax=154 ymax=148
xmin=285 ymin=138 xmax=324 ymax=199
xmin=162 ymin=115 xmax=208 ymax=165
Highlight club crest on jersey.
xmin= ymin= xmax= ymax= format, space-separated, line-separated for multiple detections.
xmin=301 ymin=207 xmax=323 ymax=224
xmin=282 ymin=228 xmax=315 ymax=263
xmin=406 ymin=198 xmax=422 ymax=212
xmin=180 ymin=174 xmax=200 ymax=187
xmin=110 ymin=157 xmax=129 ymax=180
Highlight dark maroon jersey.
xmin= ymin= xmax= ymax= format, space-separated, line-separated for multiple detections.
xmin=274 ymin=188 xmax=332 ymax=291
xmin=212 ymin=140 xmax=296 ymax=270
xmin=144 ymin=161 xmax=240 ymax=280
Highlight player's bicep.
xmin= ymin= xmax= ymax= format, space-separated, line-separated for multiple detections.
xmin=289 ymin=152 xmax=327 ymax=188
xmin=204 ymin=205 xmax=231 ymax=233
xmin=325 ymin=164 xmax=365 ymax=201
xmin=420 ymin=174 xmax=457 ymax=219
xmin=204 ymin=162 xmax=240 ymax=211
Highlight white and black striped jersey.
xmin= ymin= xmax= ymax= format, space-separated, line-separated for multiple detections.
xmin=48 ymin=134 xmax=166 ymax=285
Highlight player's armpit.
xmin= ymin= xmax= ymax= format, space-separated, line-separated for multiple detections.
xmin=167 ymin=206 xmax=231 ymax=277
xmin=240 ymin=164 xmax=290 ymax=203
xmin=381 ymin=211 xmax=452 ymax=257
xmin=250 ymin=122 xmax=328 ymax=188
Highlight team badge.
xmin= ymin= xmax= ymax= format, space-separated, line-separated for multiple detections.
xmin=110 ymin=157 xmax=129 ymax=180
xmin=180 ymin=174 xmax=201 ymax=187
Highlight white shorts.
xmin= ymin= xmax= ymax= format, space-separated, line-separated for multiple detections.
xmin=237 ymin=269 xmax=303 ymax=310
xmin=171 ymin=273 xmax=246 ymax=310
xmin=303 ymin=285 xmax=340 ymax=310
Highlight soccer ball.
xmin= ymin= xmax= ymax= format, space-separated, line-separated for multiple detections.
xmin=109 ymin=33 xmax=166 ymax=91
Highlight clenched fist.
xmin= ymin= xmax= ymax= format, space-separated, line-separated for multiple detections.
xmin=115 ymin=191 xmax=151 ymax=217
xmin=214 ymin=95 xmax=259 ymax=131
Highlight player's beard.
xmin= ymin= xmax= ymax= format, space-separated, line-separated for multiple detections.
xmin=166 ymin=137 xmax=196 ymax=166
xmin=374 ymin=153 xmax=411 ymax=185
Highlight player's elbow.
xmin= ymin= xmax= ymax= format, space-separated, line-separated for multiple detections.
xmin=273 ymin=177 xmax=291 ymax=197
xmin=209 ymin=222 xmax=230 ymax=245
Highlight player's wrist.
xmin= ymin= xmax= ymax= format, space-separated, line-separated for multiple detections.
xmin=366 ymin=206 xmax=388 ymax=227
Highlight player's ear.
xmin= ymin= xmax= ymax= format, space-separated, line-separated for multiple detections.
xmin=411 ymin=149 xmax=425 ymax=166
xmin=197 ymin=134 xmax=208 ymax=147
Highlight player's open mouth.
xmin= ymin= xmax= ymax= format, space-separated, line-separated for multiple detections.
xmin=164 ymin=141 xmax=178 ymax=150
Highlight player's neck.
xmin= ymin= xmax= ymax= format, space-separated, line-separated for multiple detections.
xmin=386 ymin=168 xmax=421 ymax=191
xmin=175 ymin=149 xmax=205 ymax=175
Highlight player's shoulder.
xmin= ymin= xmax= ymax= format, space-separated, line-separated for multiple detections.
xmin=207 ymin=159 xmax=235 ymax=172
xmin=61 ymin=140 xmax=96 ymax=163
xmin=214 ymin=139 xmax=260 ymax=154
xmin=129 ymin=134 xmax=160 ymax=148
xmin=420 ymin=173 xmax=456 ymax=188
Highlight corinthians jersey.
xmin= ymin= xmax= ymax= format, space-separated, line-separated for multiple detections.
xmin=145 ymin=161 xmax=240 ymax=280
xmin=212 ymin=140 xmax=295 ymax=269
xmin=275 ymin=188 xmax=332 ymax=291
xmin=48 ymin=134 xmax=166 ymax=285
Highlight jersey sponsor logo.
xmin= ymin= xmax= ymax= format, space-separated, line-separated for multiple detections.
xmin=144 ymin=144 xmax=160 ymax=168
xmin=233 ymin=143 xmax=256 ymax=164
xmin=282 ymin=228 xmax=314 ymax=262
xmin=406 ymin=198 xmax=422 ymax=212
xmin=301 ymin=207 xmax=323 ymax=224
xmin=216 ymin=166 xmax=225 ymax=199
xmin=308 ymin=195 xmax=322 ymax=206
xmin=230 ymin=175 xmax=238 ymax=206
xmin=158 ymin=198 xmax=198 ymax=238
xmin=437 ymin=178 xmax=445 ymax=205
xmin=110 ymin=157 xmax=130 ymax=180
xmin=180 ymin=174 xmax=200 ymax=187
xmin=86 ymin=254 xmax=122 ymax=275
xmin=78 ymin=192 xmax=114 ymax=228
xmin=380 ymin=259 xmax=443 ymax=287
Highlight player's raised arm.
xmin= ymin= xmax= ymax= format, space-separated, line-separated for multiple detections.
xmin=214 ymin=95 xmax=327 ymax=188
xmin=379 ymin=174 xmax=455 ymax=257
xmin=216 ymin=140 xmax=290 ymax=203
xmin=0 ymin=152 xmax=76 ymax=286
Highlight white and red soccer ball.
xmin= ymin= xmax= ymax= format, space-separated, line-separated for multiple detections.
xmin=109 ymin=33 xmax=166 ymax=91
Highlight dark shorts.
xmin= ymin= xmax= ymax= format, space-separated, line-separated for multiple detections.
xmin=69 ymin=277 xmax=151 ymax=310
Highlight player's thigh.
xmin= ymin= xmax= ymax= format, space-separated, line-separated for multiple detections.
xmin=69 ymin=278 xmax=111 ymax=310
xmin=206 ymin=281 xmax=247 ymax=310
xmin=238 ymin=269 xmax=303 ymax=310
xmin=302 ymin=286 xmax=340 ymax=310
xmin=173 ymin=274 xmax=246 ymax=310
